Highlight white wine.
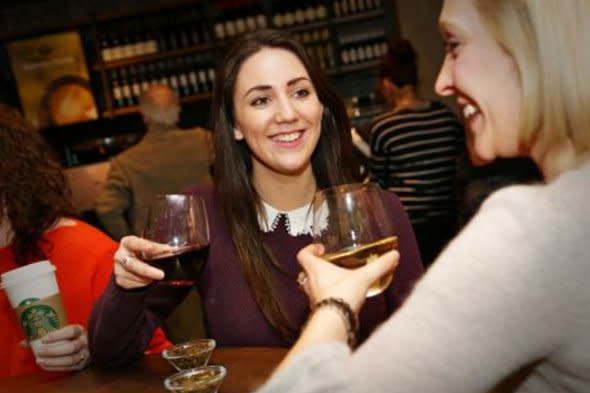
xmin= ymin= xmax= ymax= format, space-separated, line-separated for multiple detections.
xmin=324 ymin=236 xmax=398 ymax=297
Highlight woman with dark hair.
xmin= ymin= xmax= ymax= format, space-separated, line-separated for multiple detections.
xmin=0 ymin=104 xmax=170 ymax=377
xmin=369 ymin=38 xmax=464 ymax=268
xmin=89 ymin=29 xmax=423 ymax=366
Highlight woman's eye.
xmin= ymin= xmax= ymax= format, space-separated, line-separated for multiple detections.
xmin=444 ymin=40 xmax=460 ymax=57
xmin=251 ymin=96 xmax=270 ymax=106
xmin=293 ymin=88 xmax=310 ymax=98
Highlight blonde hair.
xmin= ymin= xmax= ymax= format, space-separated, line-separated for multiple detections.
xmin=477 ymin=0 xmax=590 ymax=159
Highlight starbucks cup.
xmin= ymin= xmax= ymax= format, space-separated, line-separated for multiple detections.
xmin=1 ymin=260 xmax=68 ymax=354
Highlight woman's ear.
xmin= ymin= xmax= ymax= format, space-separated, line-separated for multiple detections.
xmin=380 ymin=78 xmax=394 ymax=97
xmin=233 ymin=128 xmax=244 ymax=140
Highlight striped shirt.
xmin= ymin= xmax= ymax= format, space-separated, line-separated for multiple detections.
xmin=369 ymin=101 xmax=464 ymax=224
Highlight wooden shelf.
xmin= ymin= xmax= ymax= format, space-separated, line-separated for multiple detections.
xmin=102 ymin=92 xmax=213 ymax=118
xmin=333 ymin=9 xmax=385 ymax=25
xmin=93 ymin=43 xmax=216 ymax=71
xmin=325 ymin=59 xmax=379 ymax=76
xmin=283 ymin=19 xmax=330 ymax=33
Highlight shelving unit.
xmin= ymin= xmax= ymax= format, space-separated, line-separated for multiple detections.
xmin=2 ymin=0 xmax=399 ymax=167
xmin=88 ymin=0 xmax=398 ymax=118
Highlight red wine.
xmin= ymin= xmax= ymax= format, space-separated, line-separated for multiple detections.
xmin=148 ymin=246 xmax=207 ymax=287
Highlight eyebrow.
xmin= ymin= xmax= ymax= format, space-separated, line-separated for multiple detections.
xmin=243 ymin=77 xmax=311 ymax=98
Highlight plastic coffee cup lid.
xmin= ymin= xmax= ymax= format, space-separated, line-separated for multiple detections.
xmin=0 ymin=260 xmax=56 ymax=290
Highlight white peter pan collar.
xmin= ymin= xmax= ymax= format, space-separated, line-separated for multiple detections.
xmin=258 ymin=201 xmax=314 ymax=237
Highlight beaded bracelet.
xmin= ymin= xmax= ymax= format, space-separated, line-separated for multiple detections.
xmin=312 ymin=297 xmax=359 ymax=348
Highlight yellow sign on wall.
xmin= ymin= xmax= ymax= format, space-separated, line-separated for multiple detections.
xmin=7 ymin=31 xmax=98 ymax=128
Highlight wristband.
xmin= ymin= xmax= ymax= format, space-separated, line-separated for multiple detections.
xmin=312 ymin=297 xmax=358 ymax=348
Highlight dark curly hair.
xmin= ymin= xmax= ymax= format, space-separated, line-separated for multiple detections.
xmin=0 ymin=103 xmax=75 ymax=265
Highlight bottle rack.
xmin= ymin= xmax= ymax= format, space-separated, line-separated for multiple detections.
xmin=89 ymin=0 xmax=396 ymax=118
xmin=0 ymin=0 xmax=399 ymax=168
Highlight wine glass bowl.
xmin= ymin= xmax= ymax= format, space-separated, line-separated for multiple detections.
xmin=311 ymin=183 xmax=398 ymax=297
xmin=142 ymin=194 xmax=210 ymax=286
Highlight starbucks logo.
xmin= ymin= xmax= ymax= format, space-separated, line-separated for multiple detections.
xmin=20 ymin=304 xmax=60 ymax=340
xmin=18 ymin=297 xmax=41 ymax=307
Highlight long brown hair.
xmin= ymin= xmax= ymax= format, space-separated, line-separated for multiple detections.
xmin=0 ymin=104 xmax=75 ymax=264
xmin=211 ymin=29 xmax=360 ymax=341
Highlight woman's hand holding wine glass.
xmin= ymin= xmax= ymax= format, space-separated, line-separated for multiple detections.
xmin=114 ymin=194 xmax=210 ymax=289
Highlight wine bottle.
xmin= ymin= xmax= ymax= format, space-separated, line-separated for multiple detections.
xmin=109 ymin=69 xmax=124 ymax=108
xmin=167 ymin=59 xmax=180 ymax=95
xmin=100 ymin=32 xmax=113 ymax=62
xmin=128 ymin=66 xmax=141 ymax=105
xmin=118 ymin=67 xmax=134 ymax=106
xmin=120 ymin=24 xmax=134 ymax=59
xmin=294 ymin=5 xmax=305 ymax=24
xmin=186 ymin=56 xmax=200 ymax=95
xmin=334 ymin=0 xmax=342 ymax=17
xmin=110 ymin=29 xmax=123 ymax=60
xmin=137 ymin=63 xmax=151 ymax=92
xmin=177 ymin=58 xmax=191 ymax=97
xmin=198 ymin=69 xmax=209 ymax=92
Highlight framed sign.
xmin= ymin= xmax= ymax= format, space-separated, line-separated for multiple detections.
xmin=7 ymin=31 xmax=98 ymax=128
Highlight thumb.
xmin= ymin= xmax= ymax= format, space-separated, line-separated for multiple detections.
xmin=19 ymin=339 xmax=30 ymax=349
xmin=297 ymin=243 xmax=325 ymax=270
xmin=359 ymin=250 xmax=399 ymax=284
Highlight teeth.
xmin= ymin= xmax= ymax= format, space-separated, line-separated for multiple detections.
xmin=463 ymin=104 xmax=478 ymax=119
xmin=273 ymin=132 xmax=301 ymax=142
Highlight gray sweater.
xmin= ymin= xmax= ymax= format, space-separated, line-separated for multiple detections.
xmin=258 ymin=161 xmax=590 ymax=393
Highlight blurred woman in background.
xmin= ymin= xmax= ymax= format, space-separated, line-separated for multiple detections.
xmin=369 ymin=38 xmax=464 ymax=268
xmin=0 ymin=104 xmax=169 ymax=377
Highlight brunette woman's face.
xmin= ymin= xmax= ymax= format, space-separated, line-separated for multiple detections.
xmin=232 ymin=47 xmax=323 ymax=179
xmin=435 ymin=0 xmax=523 ymax=164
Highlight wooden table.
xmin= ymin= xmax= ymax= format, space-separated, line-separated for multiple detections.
xmin=0 ymin=347 xmax=287 ymax=392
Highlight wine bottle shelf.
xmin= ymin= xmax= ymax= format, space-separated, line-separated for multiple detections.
xmin=91 ymin=1 xmax=394 ymax=119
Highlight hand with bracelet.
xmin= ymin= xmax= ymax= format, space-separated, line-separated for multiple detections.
xmin=276 ymin=243 xmax=399 ymax=370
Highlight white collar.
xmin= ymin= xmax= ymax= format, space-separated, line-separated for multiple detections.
xmin=258 ymin=201 xmax=314 ymax=237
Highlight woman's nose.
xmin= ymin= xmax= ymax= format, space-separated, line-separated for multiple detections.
xmin=435 ymin=56 xmax=454 ymax=97
xmin=275 ymin=97 xmax=297 ymax=122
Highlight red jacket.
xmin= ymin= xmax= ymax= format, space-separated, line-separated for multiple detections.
xmin=0 ymin=219 xmax=171 ymax=378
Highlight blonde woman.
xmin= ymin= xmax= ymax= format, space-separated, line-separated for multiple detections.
xmin=257 ymin=1 xmax=590 ymax=392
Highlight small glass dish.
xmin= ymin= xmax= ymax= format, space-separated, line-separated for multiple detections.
xmin=162 ymin=338 xmax=216 ymax=371
xmin=164 ymin=365 xmax=227 ymax=393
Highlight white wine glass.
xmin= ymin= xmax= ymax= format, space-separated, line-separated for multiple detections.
xmin=311 ymin=183 xmax=398 ymax=297
xmin=142 ymin=194 xmax=210 ymax=286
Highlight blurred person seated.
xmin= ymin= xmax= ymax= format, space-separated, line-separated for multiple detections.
xmin=368 ymin=38 xmax=464 ymax=268
xmin=0 ymin=104 xmax=170 ymax=378
xmin=96 ymin=84 xmax=212 ymax=241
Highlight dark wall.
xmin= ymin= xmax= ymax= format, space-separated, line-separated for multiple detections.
xmin=0 ymin=0 xmax=194 ymax=40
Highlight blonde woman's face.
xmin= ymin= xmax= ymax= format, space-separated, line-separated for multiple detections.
xmin=232 ymin=48 xmax=323 ymax=180
xmin=435 ymin=0 xmax=523 ymax=164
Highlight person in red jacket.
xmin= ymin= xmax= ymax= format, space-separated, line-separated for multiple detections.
xmin=0 ymin=104 xmax=170 ymax=378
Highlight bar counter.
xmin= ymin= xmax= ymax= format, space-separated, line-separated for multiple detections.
xmin=0 ymin=347 xmax=287 ymax=392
